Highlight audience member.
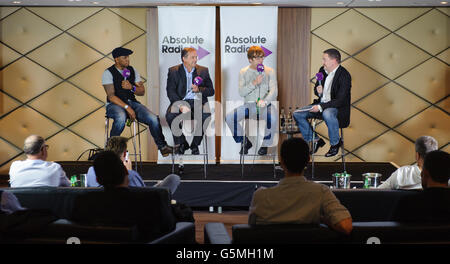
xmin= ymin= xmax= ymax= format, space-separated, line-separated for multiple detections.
xmin=71 ymin=151 xmax=176 ymax=241
xmin=86 ymin=136 xmax=180 ymax=194
xmin=9 ymin=135 xmax=70 ymax=187
xmin=378 ymin=136 xmax=438 ymax=190
xmin=392 ymin=150 xmax=450 ymax=222
xmin=249 ymin=137 xmax=353 ymax=235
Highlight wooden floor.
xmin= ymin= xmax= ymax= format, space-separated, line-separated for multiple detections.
xmin=193 ymin=210 xmax=249 ymax=244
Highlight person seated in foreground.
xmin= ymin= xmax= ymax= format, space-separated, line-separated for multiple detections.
xmin=392 ymin=150 xmax=450 ymax=222
xmin=71 ymin=151 xmax=176 ymax=241
xmin=86 ymin=136 xmax=180 ymax=194
xmin=248 ymin=137 xmax=353 ymax=235
xmin=378 ymin=135 xmax=438 ymax=190
xmin=9 ymin=135 xmax=70 ymax=187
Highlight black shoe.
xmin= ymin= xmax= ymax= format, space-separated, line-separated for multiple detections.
xmin=176 ymin=142 xmax=189 ymax=155
xmin=311 ymin=138 xmax=325 ymax=154
xmin=325 ymin=139 xmax=342 ymax=157
xmin=258 ymin=147 xmax=268 ymax=155
xmin=190 ymin=144 xmax=200 ymax=155
xmin=239 ymin=138 xmax=253 ymax=155
xmin=159 ymin=145 xmax=173 ymax=157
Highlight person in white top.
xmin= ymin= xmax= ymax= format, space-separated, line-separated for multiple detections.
xmin=378 ymin=135 xmax=438 ymax=190
xmin=9 ymin=135 xmax=70 ymax=188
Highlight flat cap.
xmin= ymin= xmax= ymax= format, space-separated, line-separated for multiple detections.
xmin=112 ymin=47 xmax=133 ymax=58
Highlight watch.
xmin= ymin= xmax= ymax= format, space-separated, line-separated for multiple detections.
xmin=124 ymin=105 xmax=129 ymax=110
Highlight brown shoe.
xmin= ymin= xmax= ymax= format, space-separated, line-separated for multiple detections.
xmin=159 ymin=145 xmax=173 ymax=157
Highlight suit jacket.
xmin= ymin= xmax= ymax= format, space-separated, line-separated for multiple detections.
xmin=166 ymin=64 xmax=214 ymax=109
xmin=313 ymin=65 xmax=351 ymax=128
xmin=71 ymin=187 xmax=176 ymax=241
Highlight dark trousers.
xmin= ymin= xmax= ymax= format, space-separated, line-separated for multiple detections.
xmin=165 ymin=99 xmax=211 ymax=147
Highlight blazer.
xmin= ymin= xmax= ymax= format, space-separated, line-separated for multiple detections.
xmin=313 ymin=65 xmax=352 ymax=128
xmin=166 ymin=64 xmax=214 ymax=109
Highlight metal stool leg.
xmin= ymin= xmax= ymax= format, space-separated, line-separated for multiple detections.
xmin=104 ymin=116 xmax=110 ymax=148
xmin=240 ymin=119 xmax=246 ymax=178
xmin=137 ymin=120 xmax=142 ymax=174
xmin=311 ymin=119 xmax=316 ymax=180
xmin=340 ymin=128 xmax=346 ymax=173
xmin=131 ymin=120 xmax=138 ymax=171
xmin=203 ymin=134 xmax=207 ymax=179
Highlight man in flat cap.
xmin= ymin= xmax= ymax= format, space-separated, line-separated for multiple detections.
xmin=102 ymin=47 xmax=173 ymax=157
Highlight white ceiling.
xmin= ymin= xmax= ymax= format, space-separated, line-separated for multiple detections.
xmin=0 ymin=0 xmax=449 ymax=7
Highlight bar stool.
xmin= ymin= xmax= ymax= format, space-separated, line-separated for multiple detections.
xmin=310 ymin=118 xmax=346 ymax=179
xmin=240 ymin=116 xmax=276 ymax=179
xmin=105 ymin=116 xmax=142 ymax=173
xmin=170 ymin=120 xmax=209 ymax=179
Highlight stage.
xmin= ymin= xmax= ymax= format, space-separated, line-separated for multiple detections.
xmin=54 ymin=161 xmax=398 ymax=209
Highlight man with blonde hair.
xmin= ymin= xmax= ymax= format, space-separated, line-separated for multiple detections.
xmin=9 ymin=135 xmax=70 ymax=187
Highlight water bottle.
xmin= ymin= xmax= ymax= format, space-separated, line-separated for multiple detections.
xmin=126 ymin=118 xmax=132 ymax=127
xmin=280 ymin=107 xmax=285 ymax=132
xmin=70 ymin=175 xmax=77 ymax=187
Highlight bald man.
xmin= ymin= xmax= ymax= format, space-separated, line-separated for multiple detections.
xmin=9 ymin=135 xmax=70 ymax=187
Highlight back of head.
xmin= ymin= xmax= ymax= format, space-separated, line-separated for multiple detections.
xmin=323 ymin=48 xmax=341 ymax=64
xmin=247 ymin=46 xmax=265 ymax=60
xmin=415 ymin=136 xmax=438 ymax=158
xmin=105 ymin=136 xmax=128 ymax=157
xmin=23 ymin=135 xmax=45 ymax=155
xmin=423 ymin=150 xmax=450 ymax=184
xmin=280 ymin=138 xmax=310 ymax=175
xmin=93 ymin=151 xmax=127 ymax=188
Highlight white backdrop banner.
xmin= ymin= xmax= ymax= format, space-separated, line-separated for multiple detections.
xmin=220 ymin=6 xmax=278 ymax=163
xmin=158 ymin=6 xmax=216 ymax=163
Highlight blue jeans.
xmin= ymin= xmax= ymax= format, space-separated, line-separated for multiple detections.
xmin=225 ymin=102 xmax=277 ymax=147
xmin=153 ymin=174 xmax=180 ymax=195
xmin=106 ymin=100 xmax=167 ymax=149
xmin=293 ymin=106 xmax=340 ymax=146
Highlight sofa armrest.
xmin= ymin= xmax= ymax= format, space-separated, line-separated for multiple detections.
xmin=204 ymin=222 xmax=232 ymax=244
xmin=149 ymin=222 xmax=196 ymax=244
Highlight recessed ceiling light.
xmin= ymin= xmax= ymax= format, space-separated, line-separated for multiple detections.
xmin=12 ymin=1 xmax=21 ymax=3
xmin=337 ymin=2 xmax=344 ymax=4
xmin=441 ymin=1 xmax=448 ymax=4
xmin=92 ymin=1 xmax=99 ymax=4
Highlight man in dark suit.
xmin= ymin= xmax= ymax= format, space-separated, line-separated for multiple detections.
xmin=71 ymin=151 xmax=176 ymax=241
xmin=293 ymin=48 xmax=351 ymax=157
xmin=392 ymin=150 xmax=450 ymax=222
xmin=165 ymin=47 xmax=214 ymax=155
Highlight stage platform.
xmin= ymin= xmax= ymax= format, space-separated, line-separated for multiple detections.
xmin=53 ymin=161 xmax=398 ymax=208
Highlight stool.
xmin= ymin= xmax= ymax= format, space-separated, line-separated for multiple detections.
xmin=240 ymin=117 xmax=276 ymax=179
xmin=170 ymin=120 xmax=209 ymax=179
xmin=105 ymin=116 xmax=142 ymax=173
xmin=310 ymin=118 xmax=346 ymax=179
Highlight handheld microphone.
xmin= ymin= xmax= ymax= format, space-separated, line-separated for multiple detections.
xmin=315 ymin=72 xmax=324 ymax=86
xmin=122 ymin=68 xmax=131 ymax=80
xmin=193 ymin=76 xmax=203 ymax=86
xmin=257 ymin=64 xmax=264 ymax=74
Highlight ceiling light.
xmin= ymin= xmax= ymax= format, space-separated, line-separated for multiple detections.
xmin=441 ymin=1 xmax=448 ymax=4
xmin=92 ymin=1 xmax=99 ymax=4
xmin=12 ymin=1 xmax=21 ymax=3
xmin=337 ymin=2 xmax=344 ymax=4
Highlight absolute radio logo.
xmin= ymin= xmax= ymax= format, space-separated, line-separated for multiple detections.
xmin=224 ymin=35 xmax=268 ymax=53
xmin=161 ymin=35 xmax=210 ymax=60
xmin=161 ymin=35 xmax=204 ymax=53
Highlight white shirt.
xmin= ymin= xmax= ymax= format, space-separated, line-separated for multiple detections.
xmin=378 ymin=164 xmax=422 ymax=190
xmin=102 ymin=67 xmax=141 ymax=85
xmin=9 ymin=159 xmax=71 ymax=187
xmin=321 ymin=65 xmax=339 ymax=104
